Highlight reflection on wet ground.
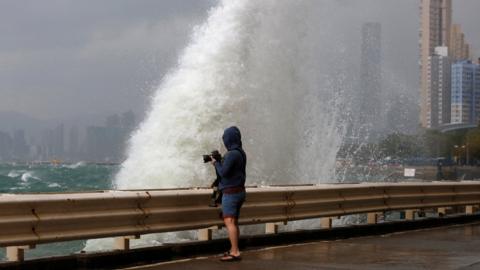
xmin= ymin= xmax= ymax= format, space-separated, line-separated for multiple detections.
xmin=127 ymin=223 xmax=480 ymax=270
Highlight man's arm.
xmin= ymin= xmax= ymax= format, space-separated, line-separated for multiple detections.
xmin=214 ymin=151 xmax=240 ymax=178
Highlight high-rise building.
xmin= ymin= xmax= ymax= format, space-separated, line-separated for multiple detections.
xmin=121 ymin=111 xmax=136 ymax=130
xmin=359 ymin=22 xmax=382 ymax=138
xmin=420 ymin=0 xmax=452 ymax=127
xmin=68 ymin=125 xmax=80 ymax=159
xmin=426 ymin=47 xmax=451 ymax=128
xmin=52 ymin=124 xmax=64 ymax=159
xmin=451 ymin=60 xmax=480 ymax=124
xmin=83 ymin=112 xmax=136 ymax=162
xmin=40 ymin=124 xmax=65 ymax=160
xmin=85 ymin=126 xmax=107 ymax=162
xmin=12 ymin=130 xmax=29 ymax=160
xmin=0 ymin=131 xmax=13 ymax=161
xmin=450 ymin=24 xmax=471 ymax=62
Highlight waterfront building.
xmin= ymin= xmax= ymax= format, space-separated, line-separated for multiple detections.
xmin=451 ymin=60 xmax=480 ymax=124
xmin=52 ymin=124 xmax=64 ymax=158
xmin=426 ymin=47 xmax=451 ymax=128
xmin=68 ymin=125 xmax=80 ymax=159
xmin=85 ymin=126 xmax=109 ymax=162
xmin=39 ymin=124 xmax=65 ymax=160
xmin=12 ymin=130 xmax=29 ymax=160
xmin=0 ymin=131 xmax=13 ymax=161
xmin=84 ymin=112 xmax=136 ymax=162
xmin=420 ymin=0 xmax=452 ymax=128
xmin=450 ymin=24 xmax=471 ymax=62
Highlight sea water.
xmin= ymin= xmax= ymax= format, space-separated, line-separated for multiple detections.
xmin=0 ymin=163 xmax=116 ymax=260
xmin=0 ymin=163 xmax=115 ymax=193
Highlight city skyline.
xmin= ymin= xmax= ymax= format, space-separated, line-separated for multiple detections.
xmin=0 ymin=110 xmax=137 ymax=162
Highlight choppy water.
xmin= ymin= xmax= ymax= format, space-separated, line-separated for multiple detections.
xmin=0 ymin=163 xmax=117 ymax=260
xmin=0 ymin=163 xmax=115 ymax=193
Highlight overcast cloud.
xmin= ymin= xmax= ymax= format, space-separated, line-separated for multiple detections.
xmin=0 ymin=0 xmax=215 ymax=120
xmin=0 ymin=0 xmax=479 ymax=123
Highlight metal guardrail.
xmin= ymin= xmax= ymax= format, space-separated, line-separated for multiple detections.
xmin=1 ymin=181 xmax=480 ymax=261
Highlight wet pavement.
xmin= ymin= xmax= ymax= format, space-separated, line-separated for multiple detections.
xmin=126 ymin=223 xmax=480 ymax=270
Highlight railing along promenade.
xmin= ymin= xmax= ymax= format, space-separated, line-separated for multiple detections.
xmin=1 ymin=181 xmax=480 ymax=262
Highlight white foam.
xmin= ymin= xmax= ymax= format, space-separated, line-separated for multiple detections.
xmin=21 ymin=171 xmax=40 ymax=182
xmin=115 ymin=0 xmax=344 ymax=190
xmin=87 ymin=0 xmax=348 ymax=251
xmin=64 ymin=162 xmax=86 ymax=169
xmin=47 ymin=183 xmax=61 ymax=188
xmin=7 ymin=171 xmax=21 ymax=178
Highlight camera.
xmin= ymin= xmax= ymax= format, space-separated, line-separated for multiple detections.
xmin=203 ymin=150 xmax=223 ymax=207
xmin=209 ymin=180 xmax=222 ymax=207
xmin=203 ymin=155 xmax=212 ymax=163
xmin=203 ymin=150 xmax=221 ymax=163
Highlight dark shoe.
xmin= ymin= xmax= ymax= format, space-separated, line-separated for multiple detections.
xmin=220 ymin=254 xmax=242 ymax=262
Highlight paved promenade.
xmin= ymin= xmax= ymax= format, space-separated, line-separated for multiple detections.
xmin=126 ymin=223 xmax=480 ymax=270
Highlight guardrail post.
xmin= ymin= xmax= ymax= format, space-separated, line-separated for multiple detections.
xmin=266 ymin=223 xmax=279 ymax=234
xmin=198 ymin=226 xmax=221 ymax=240
xmin=265 ymin=222 xmax=286 ymax=234
xmin=321 ymin=217 xmax=332 ymax=229
xmin=405 ymin=210 xmax=415 ymax=220
xmin=6 ymin=245 xmax=35 ymax=262
xmin=114 ymin=235 xmax=140 ymax=250
xmin=367 ymin=212 xmax=381 ymax=224
xmin=465 ymin=205 xmax=476 ymax=215
xmin=198 ymin=228 xmax=212 ymax=241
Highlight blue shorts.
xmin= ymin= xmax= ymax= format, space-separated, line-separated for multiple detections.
xmin=221 ymin=191 xmax=246 ymax=218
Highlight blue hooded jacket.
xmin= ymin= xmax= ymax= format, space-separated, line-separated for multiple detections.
xmin=214 ymin=126 xmax=247 ymax=191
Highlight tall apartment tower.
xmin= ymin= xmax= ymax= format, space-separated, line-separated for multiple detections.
xmin=68 ymin=125 xmax=79 ymax=159
xmin=450 ymin=24 xmax=471 ymax=62
xmin=359 ymin=22 xmax=382 ymax=138
xmin=426 ymin=47 xmax=451 ymax=128
xmin=420 ymin=0 xmax=452 ymax=127
xmin=451 ymin=60 xmax=480 ymax=124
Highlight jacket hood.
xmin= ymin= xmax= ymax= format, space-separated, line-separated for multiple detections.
xmin=222 ymin=126 xmax=242 ymax=151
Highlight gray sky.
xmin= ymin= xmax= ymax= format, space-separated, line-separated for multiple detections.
xmin=0 ymin=0 xmax=215 ymax=120
xmin=0 ymin=0 xmax=479 ymax=122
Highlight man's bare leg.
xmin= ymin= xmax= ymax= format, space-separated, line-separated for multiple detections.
xmin=223 ymin=217 xmax=240 ymax=257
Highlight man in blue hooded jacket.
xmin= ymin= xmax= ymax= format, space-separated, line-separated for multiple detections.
xmin=211 ymin=126 xmax=246 ymax=261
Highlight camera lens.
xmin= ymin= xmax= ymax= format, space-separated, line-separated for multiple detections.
xmin=203 ymin=155 xmax=212 ymax=163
